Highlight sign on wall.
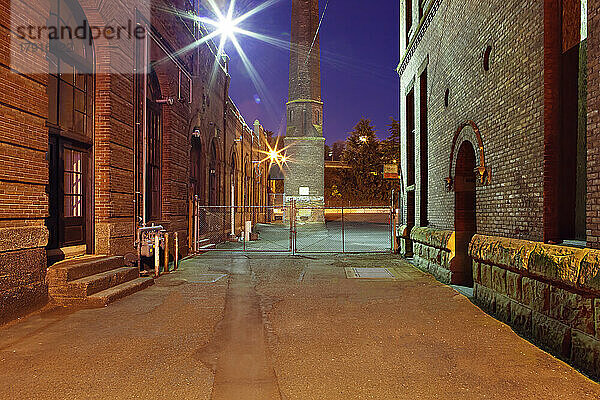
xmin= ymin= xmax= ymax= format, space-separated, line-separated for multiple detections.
xmin=383 ymin=164 xmax=399 ymax=179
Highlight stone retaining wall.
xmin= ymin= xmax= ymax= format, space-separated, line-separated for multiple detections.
xmin=409 ymin=227 xmax=455 ymax=284
xmin=470 ymin=234 xmax=600 ymax=377
xmin=398 ymin=225 xmax=411 ymax=256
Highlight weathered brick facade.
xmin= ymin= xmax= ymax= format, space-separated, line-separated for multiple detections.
xmin=399 ymin=0 xmax=545 ymax=241
xmin=398 ymin=0 xmax=600 ymax=376
xmin=0 ymin=0 xmax=269 ymax=324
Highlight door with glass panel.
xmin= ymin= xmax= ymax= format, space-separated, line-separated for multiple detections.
xmin=61 ymin=145 xmax=87 ymax=246
xmin=46 ymin=0 xmax=94 ymax=253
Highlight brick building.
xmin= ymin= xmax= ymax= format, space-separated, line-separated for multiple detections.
xmin=397 ymin=0 xmax=600 ymax=376
xmin=0 ymin=0 xmax=269 ymax=323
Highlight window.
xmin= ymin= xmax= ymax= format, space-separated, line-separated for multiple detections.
xmin=406 ymin=88 xmax=415 ymax=227
xmin=209 ymin=141 xmax=219 ymax=206
xmin=48 ymin=0 xmax=93 ymax=138
xmin=145 ymin=71 xmax=162 ymax=220
xmin=419 ymin=69 xmax=428 ymax=226
xmin=64 ymin=148 xmax=83 ymax=217
xmin=406 ymin=0 xmax=413 ymax=43
xmin=483 ymin=45 xmax=492 ymax=71
xmin=556 ymin=0 xmax=587 ymax=240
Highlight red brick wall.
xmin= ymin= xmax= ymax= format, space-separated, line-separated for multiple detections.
xmin=0 ymin=0 xmax=270 ymax=323
xmin=0 ymin=0 xmax=51 ymax=322
xmin=588 ymin=0 xmax=600 ymax=247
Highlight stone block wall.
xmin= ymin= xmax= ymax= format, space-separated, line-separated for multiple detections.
xmin=470 ymin=234 xmax=600 ymax=377
xmin=410 ymin=227 xmax=454 ymax=283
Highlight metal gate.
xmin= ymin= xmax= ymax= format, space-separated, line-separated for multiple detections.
xmin=191 ymin=201 xmax=395 ymax=254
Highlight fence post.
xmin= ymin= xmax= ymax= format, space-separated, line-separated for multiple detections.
xmin=341 ymin=206 xmax=345 ymax=253
xmin=188 ymin=197 xmax=193 ymax=252
xmin=194 ymin=197 xmax=199 ymax=253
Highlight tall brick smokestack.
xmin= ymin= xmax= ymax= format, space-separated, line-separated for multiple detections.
xmin=284 ymin=0 xmax=325 ymax=222
xmin=289 ymin=0 xmax=322 ymax=102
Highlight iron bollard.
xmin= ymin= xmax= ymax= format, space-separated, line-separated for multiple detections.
xmin=174 ymin=232 xmax=179 ymax=270
xmin=154 ymin=234 xmax=160 ymax=278
xmin=163 ymin=232 xmax=170 ymax=273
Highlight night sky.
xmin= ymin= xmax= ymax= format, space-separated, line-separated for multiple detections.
xmin=216 ymin=0 xmax=399 ymax=144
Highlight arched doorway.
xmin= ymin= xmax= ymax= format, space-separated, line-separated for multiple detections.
xmin=453 ymin=141 xmax=477 ymax=287
xmin=46 ymin=0 xmax=95 ymax=258
xmin=190 ymin=139 xmax=204 ymax=200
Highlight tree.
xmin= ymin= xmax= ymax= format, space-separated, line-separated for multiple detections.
xmin=381 ymin=117 xmax=400 ymax=163
xmin=340 ymin=119 xmax=386 ymax=202
xmin=324 ymin=144 xmax=331 ymax=161
xmin=331 ymin=140 xmax=345 ymax=161
xmin=343 ymin=119 xmax=381 ymax=170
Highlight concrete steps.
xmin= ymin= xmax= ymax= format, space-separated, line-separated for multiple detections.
xmin=47 ymin=255 xmax=154 ymax=307
xmin=86 ymin=277 xmax=155 ymax=307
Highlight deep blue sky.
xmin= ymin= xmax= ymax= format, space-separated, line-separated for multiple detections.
xmin=217 ymin=0 xmax=399 ymax=144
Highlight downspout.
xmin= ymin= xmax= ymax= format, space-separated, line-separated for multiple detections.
xmin=142 ymin=25 xmax=149 ymax=226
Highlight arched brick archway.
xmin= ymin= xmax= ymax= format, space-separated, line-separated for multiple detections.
xmin=446 ymin=121 xmax=491 ymax=190
xmin=452 ymin=141 xmax=477 ymax=287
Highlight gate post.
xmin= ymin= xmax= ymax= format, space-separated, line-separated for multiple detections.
xmin=290 ymin=200 xmax=297 ymax=255
xmin=341 ymin=206 xmax=345 ymax=253
xmin=194 ymin=196 xmax=199 ymax=253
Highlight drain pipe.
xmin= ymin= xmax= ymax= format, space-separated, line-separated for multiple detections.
xmin=142 ymin=25 xmax=149 ymax=226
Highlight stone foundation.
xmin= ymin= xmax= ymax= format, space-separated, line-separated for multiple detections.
xmin=409 ymin=227 xmax=454 ymax=284
xmin=398 ymin=224 xmax=412 ymax=257
xmin=471 ymin=234 xmax=600 ymax=377
xmin=0 ymin=247 xmax=48 ymax=324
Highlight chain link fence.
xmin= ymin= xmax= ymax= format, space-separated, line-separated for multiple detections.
xmin=191 ymin=200 xmax=393 ymax=254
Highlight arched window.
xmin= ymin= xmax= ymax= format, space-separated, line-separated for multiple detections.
xmin=244 ymin=158 xmax=250 ymax=208
xmin=209 ymin=140 xmax=219 ymax=206
xmin=190 ymin=139 xmax=203 ymax=200
xmin=230 ymin=152 xmax=237 ymax=207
